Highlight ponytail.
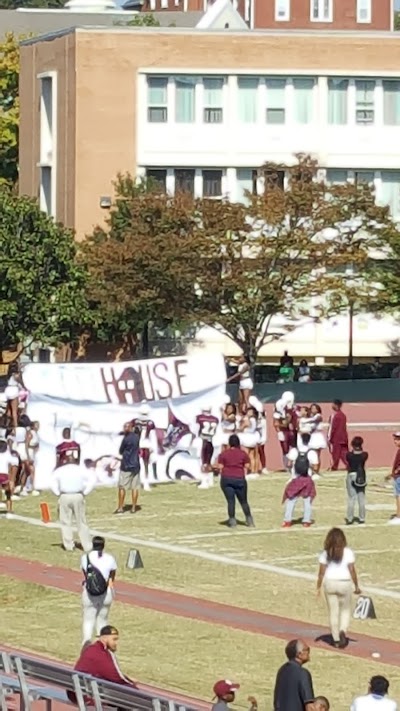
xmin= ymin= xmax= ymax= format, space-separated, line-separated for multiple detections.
xmin=92 ymin=535 xmax=105 ymax=557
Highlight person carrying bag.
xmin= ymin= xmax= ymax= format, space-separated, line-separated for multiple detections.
xmin=345 ymin=437 xmax=368 ymax=525
xmin=81 ymin=536 xmax=117 ymax=645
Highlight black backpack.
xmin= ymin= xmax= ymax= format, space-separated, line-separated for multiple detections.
xmin=354 ymin=466 xmax=367 ymax=488
xmin=294 ymin=452 xmax=309 ymax=477
xmin=85 ymin=556 xmax=108 ymax=596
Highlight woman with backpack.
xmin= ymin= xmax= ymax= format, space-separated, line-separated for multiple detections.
xmin=282 ymin=434 xmax=318 ymax=528
xmin=345 ymin=436 xmax=368 ymax=525
xmin=81 ymin=536 xmax=117 ymax=645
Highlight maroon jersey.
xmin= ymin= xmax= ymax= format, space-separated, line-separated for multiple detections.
xmin=56 ymin=439 xmax=81 ymax=467
xmin=131 ymin=418 xmax=155 ymax=440
xmin=196 ymin=414 xmax=218 ymax=441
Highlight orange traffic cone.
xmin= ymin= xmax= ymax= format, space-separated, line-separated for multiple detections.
xmin=40 ymin=502 xmax=51 ymax=524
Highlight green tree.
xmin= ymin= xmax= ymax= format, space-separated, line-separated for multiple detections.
xmin=115 ymin=13 xmax=160 ymax=27
xmin=81 ymin=175 xmax=207 ymax=357
xmin=194 ymin=155 xmax=396 ymax=363
xmin=0 ymin=189 xmax=91 ymax=358
xmin=0 ymin=32 xmax=21 ymax=187
xmin=394 ymin=11 xmax=400 ymax=30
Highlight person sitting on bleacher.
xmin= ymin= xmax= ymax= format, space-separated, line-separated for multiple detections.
xmin=71 ymin=625 xmax=137 ymax=697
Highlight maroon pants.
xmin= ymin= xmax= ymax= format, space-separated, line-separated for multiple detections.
xmin=279 ymin=430 xmax=296 ymax=456
xmin=201 ymin=440 xmax=214 ymax=467
xmin=330 ymin=442 xmax=348 ymax=470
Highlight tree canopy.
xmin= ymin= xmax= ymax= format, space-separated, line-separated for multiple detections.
xmin=0 ymin=189 xmax=90 ymax=356
xmin=82 ymin=157 xmax=399 ymax=361
xmin=0 ymin=32 xmax=20 ymax=187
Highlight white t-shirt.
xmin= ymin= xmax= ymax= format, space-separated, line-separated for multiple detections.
xmin=0 ymin=451 xmax=13 ymax=474
xmin=50 ymin=464 xmax=96 ymax=497
xmin=81 ymin=550 xmax=117 ymax=581
xmin=319 ymin=546 xmax=355 ymax=581
xmin=351 ymin=695 xmax=397 ymax=711
xmin=287 ymin=448 xmax=318 ymax=476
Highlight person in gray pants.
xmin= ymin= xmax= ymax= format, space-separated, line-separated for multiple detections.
xmin=345 ymin=436 xmax=368 ymax=525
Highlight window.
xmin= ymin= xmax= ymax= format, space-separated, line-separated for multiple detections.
xmin=355 ymin=80 xmax=375 ymax=125
xmin=161 ymin=0 xmax=168 ymax=6
xmin=293 ymin=78 xmax=314 ymax=124
xmin=238 ymin=77 xmax=258 ymax=123
xmin=203 ymin=170 xmax=223 ymax=197
xmin=311 ymin=0 xmax=332 ymax=21
xmin=147 ymin=77 xmax=168 ymax=123
xmin=383 ymin=81 xmax=400 ymax=126
xmin=354 ymin=171 xmax=374 ymax=185
xmin=40 ymin=76 xmax=54 ymax=165
xmin=263 ymin=169 xmax=284 ymax=190
xmin=381 ymin=172 xmax=400 ymax=219
xmin=237 ymin=169 xmax=258 ymax=204
xmin=328 ymin=78 xmax=348 ymax=125
xmin=266 ymin=78 xmax=286 ymax=124
xmin=175 ymin=76 xmax=196 ymax=123
xmin=275 ymin=0 xmax=290 ymax=20
xmin=175 ymin=169 xmax=195 ymax=195
xmin=146 ymin=169 xmax=167 ymax=192
xmin=40 ymin=166 xmax=52 ymax=216
xmin=203 ymin=77 xmax=224 ymax=123
xmin=357 ymin=0 xmax=371 ymax=22
xmin=326 ymin=169 xmax=348 ymax=184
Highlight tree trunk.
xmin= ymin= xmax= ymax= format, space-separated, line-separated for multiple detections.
xmin=141 ymin=322 xmax=150 ymax=358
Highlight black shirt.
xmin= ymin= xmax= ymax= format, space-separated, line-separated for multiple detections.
xmin=119 ymin=431 xmax=140 ymax=473
xmin=346 ymin=451 xmax=368 ymax=474
xmin=273 ymin=661 xmax=314 ymax=711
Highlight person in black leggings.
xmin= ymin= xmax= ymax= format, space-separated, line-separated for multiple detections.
xmin=217 ymin=434 xmax=255 ymax=528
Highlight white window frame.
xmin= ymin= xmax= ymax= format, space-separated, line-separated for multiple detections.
xmin=37 ymin=71 xmax=57 ymax=219
xmin=275 ymin=0 xmax=290 ymax=21
xmin=310 ymin=0 xmax=332 ymax=22
xmin=357 ymin=0 xmax=371 ymax=23
xmin=161 ymin=0 xmax=168 ymax=7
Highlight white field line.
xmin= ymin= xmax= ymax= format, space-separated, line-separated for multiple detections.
xmin=177 ymin=521 xmax=394 ymax=540
xmin=5 ymin=513 xmax=400 ymax=602
xmin=270 ymin=549 xmax=396 ymax=564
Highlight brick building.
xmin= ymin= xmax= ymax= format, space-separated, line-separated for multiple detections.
xmin=126 ymin=0 xmax=394 ymax=31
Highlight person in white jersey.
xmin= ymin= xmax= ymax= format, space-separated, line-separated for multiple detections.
xmin=50 ymin=454 xmax=95 ymax=552
xmin=316 ymin=527 xmax=360 ymax=649
xmin=81 ymin=535 xmax=117 ymax=645
xmin=351 ymin=676 xmax=397 ymax=711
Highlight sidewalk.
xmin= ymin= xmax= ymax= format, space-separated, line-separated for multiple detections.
xmin=1 ymin=554 xmax=399 ymax=667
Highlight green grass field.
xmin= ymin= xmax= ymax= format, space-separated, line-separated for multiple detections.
xmin=2 ymin=468 xmax=400 ymax=709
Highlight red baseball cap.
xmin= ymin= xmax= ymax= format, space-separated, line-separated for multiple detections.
xmin=213 ymin=680 xmax=240 ymax=698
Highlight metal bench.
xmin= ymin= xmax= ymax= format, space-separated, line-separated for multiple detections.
xmin=3 ymin=651 xmax=199 ymax=711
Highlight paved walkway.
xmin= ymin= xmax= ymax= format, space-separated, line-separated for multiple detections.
xmin=1 ymin=554 xmax=400 ymax=667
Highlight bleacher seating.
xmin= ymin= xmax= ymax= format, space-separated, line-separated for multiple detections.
xmin=0 ymin=650 xmax=201 ymax=711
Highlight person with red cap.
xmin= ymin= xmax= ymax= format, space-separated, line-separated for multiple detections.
xmin=385 ymin=432 xmax=400 ymax=523
xmin=212 ymin=680 xmax=257 ymax=711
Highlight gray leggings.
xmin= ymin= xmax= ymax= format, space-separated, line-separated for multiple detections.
xmin=346 ymin=473 xmax=366 ymax=522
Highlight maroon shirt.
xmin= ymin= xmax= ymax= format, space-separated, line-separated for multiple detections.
xmin=196 ymin=414 xmax=218 ymax=441
xmin=218 ymin=448 xmax=250 ymax=479
xmin=392 ymin=448 xmax=400 ymax=478
xmin=56 ymin=439 xmax=81 ymax=466
xmin=328 ymin=410 xmax=348 ymax=446
xmin=74 ymin=641 xmax=136 ymax=688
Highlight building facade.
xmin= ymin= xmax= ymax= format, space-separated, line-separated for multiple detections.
xmin=132 ymin=0 xmax=394 ymax=31
xmin=18 ymin=25 xmax=400 ymax=358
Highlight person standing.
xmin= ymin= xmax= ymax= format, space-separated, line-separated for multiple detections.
xmin=56 ymin=427 xmax=81 ymax=467
xmin=282 ymin=437 xmax=318 ymax=528
xmin=346 ymin=437 xmax=368 ymax=525
xmin=328 ymin=400 xmax=349 ymax=471
xmin=81 ymin=536 xmax=117 ymax=645
xmin=273 ymin=639 xmax=314 ymax=711
xmin=50 ymin=454 xmax=94 ymax=552
xmin=115 ymin=422 xmax=140 ymax=515
xmin=317 ymin=527 xmax=360 ymax=648
xmin=26 ymin=420 xmax=40 ymax=496
xmin=385 ymin=432 xmax=400 ymax=523
xmin=217 ymin=434 xmax=254 ymax=528
xmin=227 ymin=355 xmax=253 ymax=409
xmin=351 ymin=676 xmax=397 ymax=711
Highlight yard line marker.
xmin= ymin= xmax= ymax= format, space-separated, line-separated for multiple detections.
xmin=7 ymin=513 xmax=400 ymax=602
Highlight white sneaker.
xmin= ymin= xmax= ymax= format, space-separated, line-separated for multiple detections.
xmin=31 ymin=490 xmax=40 ymax=497
xmin=14 ymin=485 xmax=21 ymax=494
xmin=389 ymin=516 xmax=400 ymax=525
xmin=198 ymin=482 xmax=209 ymax=490
xmin=0 ymin=502 xmax=6 ymax=510
xmin=261 ymin=468 xmax=269 ymax=475
xmin=20 ymin=489 xmax=28 ymax=497
xmin=11 ymin=495 xmax=20 ymax=501
xmin=246 ymin=473 xmax=260 ymax=481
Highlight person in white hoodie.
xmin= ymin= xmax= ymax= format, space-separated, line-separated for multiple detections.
xmin=351 ymin=676 xmax=397 ymax=711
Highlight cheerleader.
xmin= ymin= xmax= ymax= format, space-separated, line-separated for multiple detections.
xmin=5 ymin=369 xmax=22 ymax=428
xmin=219 ymin=402 xmax=237 ymax=449
xmin=249 ymin=395 xmax=268 ymax=474
xmin=13 ymin=418 xmax=30 ymax=496
xmin=27 ymin=421 xmax=40 ymax=495
xmin=308 ymin=403 xmax=326 ymax=473
xmin=238 ymin=406 xmax=260 ymax=474
xmin=227 ymin=355 xmax=253 ymax=409
xmin=273 ymin=391 xmax=297 ymax=471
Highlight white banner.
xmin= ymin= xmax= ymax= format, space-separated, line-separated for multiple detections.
xmin=23 ymin=354 xmax=227 ymax=490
